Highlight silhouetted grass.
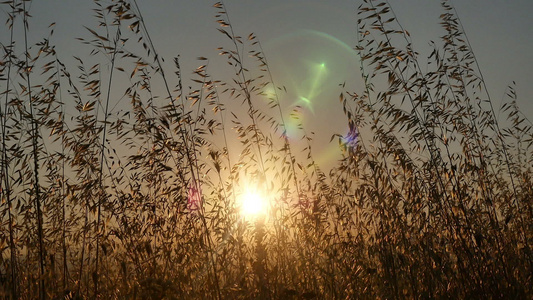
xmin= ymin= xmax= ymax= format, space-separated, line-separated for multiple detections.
xmin=0 ymin=0 xmax=531 ymax=299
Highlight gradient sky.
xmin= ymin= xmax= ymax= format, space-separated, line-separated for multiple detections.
xmin=7 ymin=0 xmax=533 ymax=168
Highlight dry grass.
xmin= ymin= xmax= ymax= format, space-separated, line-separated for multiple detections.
xmin=0 ymin=0 xmax=531 ymax=299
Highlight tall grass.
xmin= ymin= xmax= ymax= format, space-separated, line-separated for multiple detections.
xmin=0 ymin=0 xmax=531 ymax=299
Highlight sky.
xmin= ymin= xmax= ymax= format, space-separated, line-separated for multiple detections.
xmin=4 ymin=0 xmax=533 ymax=168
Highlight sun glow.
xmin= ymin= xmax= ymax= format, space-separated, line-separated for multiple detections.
xmin=240 ymin=189 xmax=267 ymax=217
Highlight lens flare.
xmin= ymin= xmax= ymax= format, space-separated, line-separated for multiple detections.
xmin=187 ymin=181 xmax=202 ymax=211
xmin=264 ymin=29 xmax=360 ymax=135
xmin=343 ymin=125 xmax=359 ymax=148
xmin=264 ymin=29 xmax=359 ymax=115
xmin=263 ymin=29 xmax=362 ymax=168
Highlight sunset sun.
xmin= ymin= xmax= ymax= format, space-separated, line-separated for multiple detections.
xmin=240 ymin=189 xmax=267 ymax=217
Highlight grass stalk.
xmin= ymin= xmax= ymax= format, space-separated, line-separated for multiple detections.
xmin=22 ymin=1 xmax=46 ymax=298
xmin=1 ymin=2 xmax=18 ymax=298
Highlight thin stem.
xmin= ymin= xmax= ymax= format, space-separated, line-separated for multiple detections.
xmin=1 ymin=1 xmax=18 ymax=298
xmin=22 ymin=1 xmax=46 ymax=298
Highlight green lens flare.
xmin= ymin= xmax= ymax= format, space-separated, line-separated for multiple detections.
xmin=263 ymin=29 xmax=361 ymax=167
xmin=296 ymin=62 xmax=328 ymax=113
xmin=264 ymin=29 xmax=359 ymax=115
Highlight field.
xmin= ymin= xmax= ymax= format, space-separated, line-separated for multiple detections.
xmin=0 ymin=0 xmax=532 ymax=299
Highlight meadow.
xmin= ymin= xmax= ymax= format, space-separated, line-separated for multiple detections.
xmin=0 ymin=0 xmax=532 ymax=299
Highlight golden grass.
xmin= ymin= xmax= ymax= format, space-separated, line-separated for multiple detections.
xmin=0 ymin=0 xmax=531 ymax=299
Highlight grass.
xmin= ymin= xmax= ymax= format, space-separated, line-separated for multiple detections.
xmin=0 ymin=0 xmax=532 ymax=299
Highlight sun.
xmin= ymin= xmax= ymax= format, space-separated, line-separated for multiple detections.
xmin=240 ymin=190 xmax=267 ymax=217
